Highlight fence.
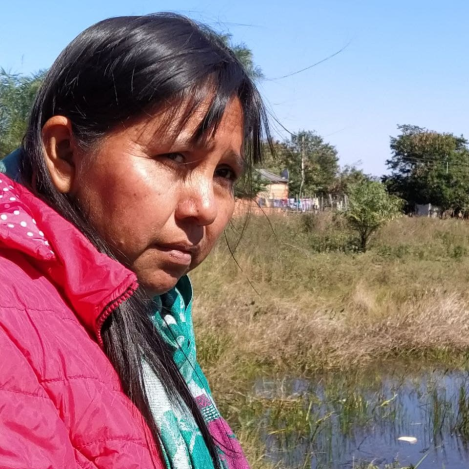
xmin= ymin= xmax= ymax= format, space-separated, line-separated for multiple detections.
xmin=233 ymin=195 xmax=348 ymax=218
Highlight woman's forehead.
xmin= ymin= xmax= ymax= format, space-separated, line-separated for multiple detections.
xmin=136 ymin=96 xmax=244 ymax=148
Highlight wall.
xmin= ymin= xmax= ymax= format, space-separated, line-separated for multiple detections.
xmin=258 ymin=182 xmax=288 ymax=200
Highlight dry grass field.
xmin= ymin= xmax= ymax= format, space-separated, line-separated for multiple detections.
xmin=190 ymin=212 xmax=469 ymax=468
xmin=193 ymin=213 xmax=469 ymax=382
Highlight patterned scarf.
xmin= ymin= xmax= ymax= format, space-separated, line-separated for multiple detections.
xmin=143 ymin=276 xmax=250 ymax=469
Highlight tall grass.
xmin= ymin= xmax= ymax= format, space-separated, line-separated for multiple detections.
xmin=191 ymin=213 xmax=469 ymax=467
xmin=193 ymin=214 xmax=469 ymax=384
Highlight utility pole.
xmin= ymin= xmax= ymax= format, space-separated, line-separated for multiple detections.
xmin=299 ymin=134 xmax=305 ymax=202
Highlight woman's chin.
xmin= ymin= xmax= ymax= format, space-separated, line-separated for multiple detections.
xmin=139 ymin=270 xmax=184 ymax=298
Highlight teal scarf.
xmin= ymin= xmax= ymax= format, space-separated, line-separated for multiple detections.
xmin=145 ymin=276 xmax=250 ymax=469
xmin=144 ymin=277 xmax=214 ymax=468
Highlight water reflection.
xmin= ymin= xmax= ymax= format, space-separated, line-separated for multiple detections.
xmin=254 ymin=366 xmax=469 ymax=468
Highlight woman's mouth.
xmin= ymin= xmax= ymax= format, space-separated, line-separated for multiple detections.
xmin=156 ymin=244 xmax=195 ymax=266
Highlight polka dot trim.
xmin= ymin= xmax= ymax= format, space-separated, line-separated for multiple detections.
xmin=0 ymin=179 xmax=55 ymax=259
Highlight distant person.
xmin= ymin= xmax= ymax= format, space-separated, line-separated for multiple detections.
xmin=0 ymin=13 xmax=269 ymax=469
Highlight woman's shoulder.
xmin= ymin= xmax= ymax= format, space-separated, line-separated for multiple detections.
xmin=0 ymin=248 xmax=162 ymax=468
xmin=0 ymin=247 xmax=119 ymax=402
xmin=0 ymin=247 xmax=116 ymax=388
xmin=0 ymin=247 xmax=76 ymax=320
xmin=0 ymin=248 xmax=137 ymax=436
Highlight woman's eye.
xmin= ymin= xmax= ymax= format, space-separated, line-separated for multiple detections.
xmin=215 ymin=166 xmax=237 ymax=181
xmin=161 ymin=153 xmax=186 ymax=164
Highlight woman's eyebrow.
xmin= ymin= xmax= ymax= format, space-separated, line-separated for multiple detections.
xmin=224 ymin=149 xmax=245 ymax=170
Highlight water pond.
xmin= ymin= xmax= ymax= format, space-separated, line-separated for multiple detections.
xmin=252 ymin=365 xmax=469 ymax=468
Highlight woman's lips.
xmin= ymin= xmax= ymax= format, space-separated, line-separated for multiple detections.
xmin=156 ymin=245 xmax=194 ymax=266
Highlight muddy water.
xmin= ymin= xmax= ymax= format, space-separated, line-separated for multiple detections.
xmin=254 ymin=366 xmax=469 ymax=468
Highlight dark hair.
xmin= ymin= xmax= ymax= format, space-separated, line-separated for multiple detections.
xmin=19 ymin=13 xmax=270 ymax=468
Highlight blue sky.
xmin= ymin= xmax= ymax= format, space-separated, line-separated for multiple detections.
xmin=1 ymin=0 xmax=468 ymax=175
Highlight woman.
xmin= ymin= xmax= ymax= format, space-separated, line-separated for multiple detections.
xmin=0 ymin=13 xmax=269 ymax=469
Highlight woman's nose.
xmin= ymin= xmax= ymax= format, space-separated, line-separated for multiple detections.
xmin=176 ymin=175 xmax=218 ymax=226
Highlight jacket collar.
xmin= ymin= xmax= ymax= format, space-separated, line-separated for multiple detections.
xmin=0 ymin=149 xmax=22 ymax=182
xmin=0 ymin=171 xmax=138 ymax=345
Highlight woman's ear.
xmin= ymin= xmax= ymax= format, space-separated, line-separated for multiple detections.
xmin=42 ymin=116 xmax=76 ymax=193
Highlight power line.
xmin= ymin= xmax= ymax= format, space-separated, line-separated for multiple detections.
xmin=267 ymin=40 xmax=353 ymax=81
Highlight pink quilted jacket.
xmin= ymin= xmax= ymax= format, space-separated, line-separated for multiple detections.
xmin=0 ymin=174 xmax=166 ymax=468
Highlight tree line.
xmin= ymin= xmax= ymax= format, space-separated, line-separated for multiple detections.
xmin=253 ymin=125 xmax=469 ymax=215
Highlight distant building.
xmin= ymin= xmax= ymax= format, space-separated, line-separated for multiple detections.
xmin=415 ymin=203 xmax=441 ymax=218
xmin=256 ymin=169 xmax=289 ymax=201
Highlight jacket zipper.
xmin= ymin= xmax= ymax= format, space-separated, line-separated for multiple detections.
xmin=95 ymin=281 xmax=139 ymax=347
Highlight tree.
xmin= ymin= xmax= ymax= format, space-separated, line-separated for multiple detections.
xmin=344 ymin=180 xmax=402 ymax=252
xmin=0 ymin=69 xmax=46 ymax=158
xmin=270 ymin=130 xmax=339 ymax=197
xmin=330 ymin=164 xmax=374 ymax=196
xmin=384 ymin=125 xmax=469 ymax=213
xmin=219 ymin=34 xmax=263 ymax=81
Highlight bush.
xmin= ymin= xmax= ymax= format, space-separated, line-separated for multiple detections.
xmin=343 ymin=181 xmax=403 ymax=252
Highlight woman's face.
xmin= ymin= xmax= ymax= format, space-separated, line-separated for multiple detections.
xmin=71 ymin=98 xmax=244 ymax=296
